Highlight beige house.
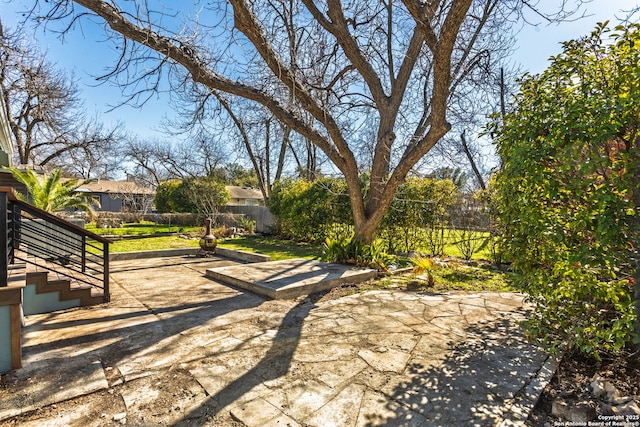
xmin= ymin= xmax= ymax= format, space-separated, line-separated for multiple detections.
xmin=226 ymin=186 xmax=265 ymax=206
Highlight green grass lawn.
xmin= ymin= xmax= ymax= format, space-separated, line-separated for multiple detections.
xmin=404 ymin=229 xmax=493 ymax=261
xmin=91 ymin=221 xmax=493 ymax=260
xmin=106 ymin=230 xmax=493 ymax=261
xmin=377 ymin=263 xmax=518 ymax=293
xmin=109 ymin=236 xmax=200 ymax=253
xmin=108 ymin=234 xmax=322 ymax=259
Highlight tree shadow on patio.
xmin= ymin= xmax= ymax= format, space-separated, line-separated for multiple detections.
xmin=177 ymin=292 xmax=324 ymax=424
xmin=360 ymin=312 xmax=548 ymax=427
xmin=1 ymin=288 xmax=269 ymax=420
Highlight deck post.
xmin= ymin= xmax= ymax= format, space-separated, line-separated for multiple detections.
xmin=103 ymin=242 xmax=110 ymax=303
xmin=1 ymin=191 xmax=7 ymax=287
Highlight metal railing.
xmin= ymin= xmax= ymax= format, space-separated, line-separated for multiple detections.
xmin=1 ymin=188 xmax=110 ymax=303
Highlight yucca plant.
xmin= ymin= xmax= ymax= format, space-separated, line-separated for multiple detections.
xmin=321 ymin=236 xmax=351 ymax=263
xmin=322 ymin=236 xmax=393 ymax=271
xmin=5 ymin=167 xmax=100 ymax=219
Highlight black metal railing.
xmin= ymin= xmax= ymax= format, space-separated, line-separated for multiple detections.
xmin=1 ymin=188 xmax=110 ymax=303
xmin=1 ymin=190 xmax=9 ymax=287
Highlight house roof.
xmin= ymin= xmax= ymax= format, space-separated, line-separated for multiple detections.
xmin=226 ymin=186 xmax=263 ymax=200
xmin=77 ymin=180 xmax=154 ymax=195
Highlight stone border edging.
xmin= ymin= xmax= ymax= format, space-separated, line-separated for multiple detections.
xmin=498 ymin=353 xmax=561 ymax=426
xmin=109 ymin=247 xmax=271 ymax=263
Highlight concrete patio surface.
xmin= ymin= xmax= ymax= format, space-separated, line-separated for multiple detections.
xmin=205 ymin=258 xmax=378 ymax=299
xmin=0 ymin=255 xmax=555 ymax=426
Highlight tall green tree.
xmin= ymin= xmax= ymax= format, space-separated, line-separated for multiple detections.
xmin=269 ymin=178 xmax=352 ymax=242
xmin=155 ymin=180 xmax=195 ymax=213
xmin=492 ymin=22 xmax=640 ymax=358
xmin=5 ymin=167 xmax=99 ymax=218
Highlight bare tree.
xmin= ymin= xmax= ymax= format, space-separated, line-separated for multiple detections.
xmin=0 ymin=21 xmax=122 ymax=169
xmin=120 ymin=138 xmax=170 ymax=187
xmin=164 ymin=69 xmax=312 ymax=202
xmin=22 ymin=0 xmax=586 ymax=243
xmin=110 ymin=181 xmax=154 ymax=213
xmin=420 ymin=5 xmax=521 ymax=191
xmin=121 ymin=133 xmax=227 ymax=188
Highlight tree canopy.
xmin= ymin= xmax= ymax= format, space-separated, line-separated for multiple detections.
xmin=21 ymin=0 xmax=551 ymax=242
xmin=492 ymin=22 xmax=640 ymax=357
xmin=155 ymin=177 xmax=229 ymax=218
xmin=0 ymin=22 xmax=121 ymax=173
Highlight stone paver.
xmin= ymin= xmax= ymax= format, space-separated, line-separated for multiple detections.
xmin=0 ymin=256 xmax=553 ymax=426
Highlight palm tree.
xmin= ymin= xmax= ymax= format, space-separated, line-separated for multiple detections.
xmin=4 ymin=167 xmax=99 ymax=219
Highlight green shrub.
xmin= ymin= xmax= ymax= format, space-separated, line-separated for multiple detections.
xmin=270 ymin=178 xmax=352 ymax=242
xmin=155 ymin=178 xmax=229 ymax=216
xmin=238 ymin=217 xmax=256 ymax=234
xmin=492 ymin=22 xmax=639 ymax=358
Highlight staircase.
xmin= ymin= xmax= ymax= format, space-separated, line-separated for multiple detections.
xmin=1 ymin=186 xmax=110 ymax=308
xmin=14 ymin=268 xmax=105 ymax=315
xmin=1 ymin=187 xmax=110 ymax=371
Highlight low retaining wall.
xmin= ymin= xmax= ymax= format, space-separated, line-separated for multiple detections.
xmin=110 ymin=247 xmax=271 ymax=263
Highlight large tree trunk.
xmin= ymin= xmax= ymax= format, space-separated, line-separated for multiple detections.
xmin=65 ymin=0 xmax=474 ymax=246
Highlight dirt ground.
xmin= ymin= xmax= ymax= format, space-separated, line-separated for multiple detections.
xmin=526 ymin=352 xmax=640 ymax=426
xmin=1 ymin=368 xmax=245 ymax=426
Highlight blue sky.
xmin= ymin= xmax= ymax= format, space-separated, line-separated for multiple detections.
xmin=0 ymin=0 xmax=638 ymax=141
xmin=514 ymin=0 xmax=639 ymax=74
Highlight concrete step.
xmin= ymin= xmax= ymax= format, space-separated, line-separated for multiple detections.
xmin=24 ymin=272 xmax=104 ymax=314
xmin=205 ymin=258 xmax=378 ymax=299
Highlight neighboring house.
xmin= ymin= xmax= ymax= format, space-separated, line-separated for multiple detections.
xmin=0 ymin=89 xmax=12 ymax=168
xmin=76 ymin=180 xmax=155 ymax=213
xmin=226 ymin=186 xmax=265 ymax=206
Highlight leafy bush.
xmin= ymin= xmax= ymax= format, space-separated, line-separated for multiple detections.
xmin=270 ymin=178 xmax=352 ymax=242
xmin=271 ymin=175 xmax=459 ymax=252
xmin=237 ymin=217 xmax=256 ymax=234
xmin=321 ymin=236 xmax=352 ymax=264
xmin=155 ymin=180 xmax=194 ymax=213
xmin=155 ymin=178 xmax=229 ymax=217
xmin=322 ymin=236 xmax=393 ymax=270
xmin=409 ymin=253 xmax=434 ymax=273
xmin=492 ymin=23 xmax=639 ymax=358
xmin=410 ymin=253 xmax=437 ymax=287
